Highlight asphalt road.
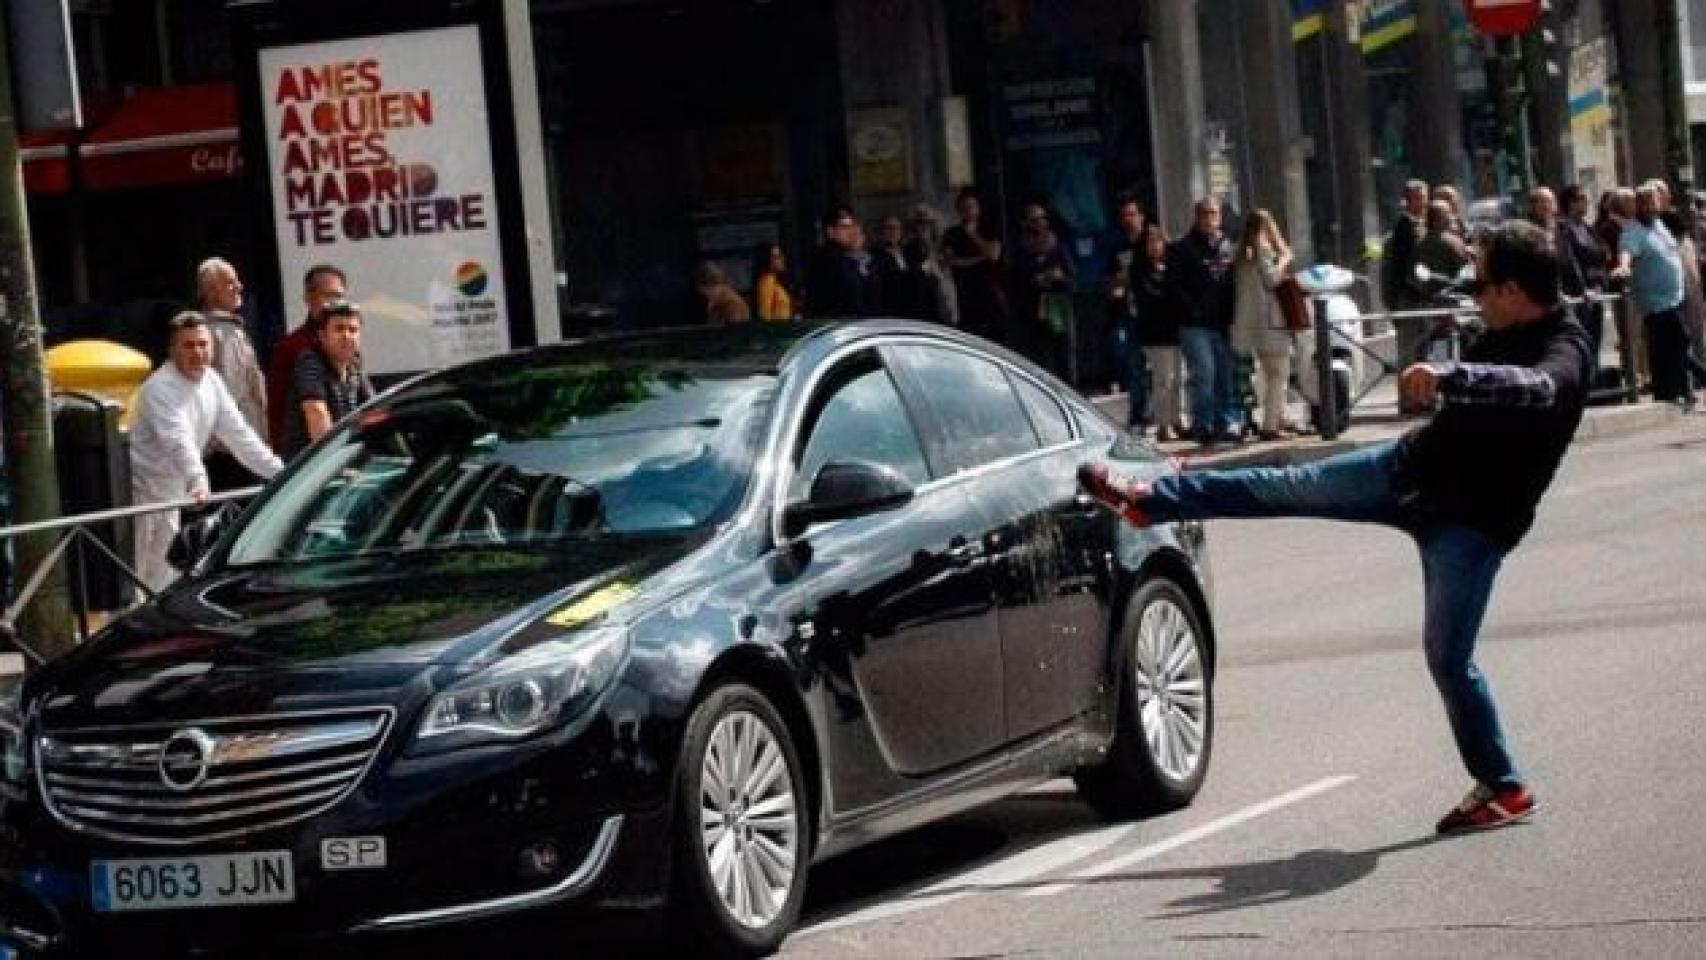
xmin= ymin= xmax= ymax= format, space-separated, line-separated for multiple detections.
xmin=351 ymin=414 xmax=1706 ymax=959
xmin=772 ymin=413 xmax=1706 ymax=958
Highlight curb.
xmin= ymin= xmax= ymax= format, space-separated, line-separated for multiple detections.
xmin=1573 ymin=400 xmax=1682 ymax=440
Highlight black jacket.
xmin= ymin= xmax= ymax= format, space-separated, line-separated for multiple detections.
xmin=805 ymin=246 xmax=876 ymax=319
xmin=1396 ymin=307 xmax=1592 ymax=550
xmin=1131 ymin=256 xmax=1182 ymax=347
xmin=1167 ymin=230 xmax=1235 ymax=332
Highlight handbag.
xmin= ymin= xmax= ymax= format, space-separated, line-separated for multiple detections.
xmin=1274 ymin=276 xmax=1312 ymax=331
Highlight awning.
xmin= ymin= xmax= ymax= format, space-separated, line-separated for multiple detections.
xmin=22 ymin=83 xmax=244 ymax=195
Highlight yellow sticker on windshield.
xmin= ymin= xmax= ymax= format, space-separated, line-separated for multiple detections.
xmin=545 ymin=582 xmax=636 ymax=628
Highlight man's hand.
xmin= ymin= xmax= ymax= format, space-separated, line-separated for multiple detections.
xmin=189 ymin=486 xmax=210 ymax=505
xmin=1399 ymin=363 xmax=1441 ymax=410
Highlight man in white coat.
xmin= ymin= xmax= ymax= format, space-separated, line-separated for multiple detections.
xmin=130 ymin=312 xmax=283 ymax=592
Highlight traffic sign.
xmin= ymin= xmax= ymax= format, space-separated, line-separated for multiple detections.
xmin=1464 ymin=0 xmax=1541 ymax=37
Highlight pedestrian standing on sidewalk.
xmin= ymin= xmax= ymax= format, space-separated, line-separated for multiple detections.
xmin=194 ymin=258 xmax=269 ymax=491
xmin=1011 ymin=201 xmax=1075 ymax=378
xmin=805 ymin=205 xmax=877 ymax=320
xmin=267 ymin=264 xmax=348 ymax=453
xmin=283 ymin=300 xmax=375 ymax=459
xmin=1557 ymin=185 xmax=1609 ymax=368
xmin=1610 ymin=183 xmax=1694 ymax=409
xmin=1105 ymin=194 xmax=1150 ymax=429
xmin=1081 ymin=220 xmax=1592 ymax=834
xmin=130 ymin=312 xmax=283 ymax=592
xmin=1384 ymin=181 xmax=1432 ymax=402
xmin=1230 ymin=209 xmax=1300 ymax=440
xmin=944 ymin=188 xmax=1011 ymax=345
xmin=1133 ymin=224 xmax=1184 ymax=441
xmin=1171 ymin=196 xmax=1240 ymax=443
xmin=752 ymin=243 xmax=797 ymax=322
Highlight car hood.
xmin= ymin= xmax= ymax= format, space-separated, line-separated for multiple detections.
xmin=27 ymin=536 xmax=700 ymax=729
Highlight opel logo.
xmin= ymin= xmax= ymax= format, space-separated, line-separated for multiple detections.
xmin=158 ymin=728 xmax=217 ymax=793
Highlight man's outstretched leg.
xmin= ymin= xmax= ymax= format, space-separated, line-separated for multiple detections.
xmin=1079 ymin=439 xmax=1411 ymax=528
xmin=1420 ymin=524 xmax=1536 ymax=834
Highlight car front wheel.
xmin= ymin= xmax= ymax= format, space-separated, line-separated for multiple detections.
xmin=672 ymin=682 xmax=811 ymax=957
xmin=1075 ymin=577 xmax=1214 ymax=819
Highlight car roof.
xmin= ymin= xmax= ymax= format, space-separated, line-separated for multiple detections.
xmin=403 ymin=320 xmax=1022 ymax=393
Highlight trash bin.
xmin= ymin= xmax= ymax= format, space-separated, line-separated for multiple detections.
xmin=44 ymin=340 xmax=151 ymax=427
xmin=51 ymin=393 xmax=133 ymax=610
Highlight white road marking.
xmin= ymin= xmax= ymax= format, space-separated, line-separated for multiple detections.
xmin=1024 ymin=775 xmax=1357 ymax=897
xmin=798 ymin=820 xmax=1143 ymax=936
xmin=799 ymin=774 xmax=1356 ymax=935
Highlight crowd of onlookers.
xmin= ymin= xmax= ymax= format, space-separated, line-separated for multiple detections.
xmin=114 ymin=172 xmax=1706 ymax=589
xmin=709 ymin=173 xmax=1706 ymax=448
xmin=125 ymin=259 xmax=371 ymax=590
xmin=1389 ymin=174 xmax=1706 ymax=414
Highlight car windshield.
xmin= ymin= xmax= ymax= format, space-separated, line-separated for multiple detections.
xmin=224 ymin=361 xmax=776 ymax=566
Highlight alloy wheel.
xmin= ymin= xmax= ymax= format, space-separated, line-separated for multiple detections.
xmin=1133 ymin=596 xmax=1208 ymax=782
xmin=698 ymin=709 xmax=800 ymax=929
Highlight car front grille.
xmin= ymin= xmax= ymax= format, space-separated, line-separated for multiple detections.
xmin=35 ymin=708 xmax=392 ymax=846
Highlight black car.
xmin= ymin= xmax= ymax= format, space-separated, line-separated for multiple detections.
xmin=0 ymin=321 xmax=1216 ymax=957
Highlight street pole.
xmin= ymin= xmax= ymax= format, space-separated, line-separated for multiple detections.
xmin=1656 ymin=0 xmax=1695 ymax=191
xmin=0 ymin=8 xmax=73 ymax=659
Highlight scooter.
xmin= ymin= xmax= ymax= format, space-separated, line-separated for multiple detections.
xmin=1412 ymin=263 xmax=1483 ymax=364
xmin=1291 ymin=263 xmax=1368 ymax=436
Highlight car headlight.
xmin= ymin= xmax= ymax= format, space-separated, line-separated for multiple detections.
xmin=413 ymin=627 xmax=629 ymax=752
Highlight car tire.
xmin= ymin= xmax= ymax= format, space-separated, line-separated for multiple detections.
xmin=671 ymin=682 xmax=811 ymax=957
xmin=1075 ymin=577 xmax=1214 ymax=819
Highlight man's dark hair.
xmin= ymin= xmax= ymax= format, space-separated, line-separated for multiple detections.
xmin=1115 ymin=191 xmax=1144 ymax=214
xmin=1559 ymin=184 xmax=1587 ymax=213
xmin=820 ymin=204 xmax=856 ymax=231
xmin=1481 ymin=220 xmax=1561 ymax=307
xmin=302 ymin=263 xmax=347 ymax=293
xmin=955 ymin=186 xmax=981 ymax=207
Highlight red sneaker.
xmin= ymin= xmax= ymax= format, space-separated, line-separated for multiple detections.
xmin=1435 ymin=783 xmax=1538 ymax=835
xmin=1076 ymin=463 xmax=1152 ymax=527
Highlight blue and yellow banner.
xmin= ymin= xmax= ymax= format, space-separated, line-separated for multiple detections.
xmin=1292 ymin=0 xmax=1326 ymax=42
xmin=1360 ymin=0 xmax=1416 ymax=54
xmin=1291 ymin=0 xmax=1417 ymax=54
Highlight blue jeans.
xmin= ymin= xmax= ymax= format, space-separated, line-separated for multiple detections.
xmin=1180 ymin=327 xmax=1240 ymax=435
xmin=1113 ymin=324 xmax=1152 ymax=426
xmin=1146 ymin=440 xmax=1521 ymax=789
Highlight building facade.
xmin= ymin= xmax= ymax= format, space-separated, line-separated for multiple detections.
xmin=15 ymin=0 xmax=1703 ymax=382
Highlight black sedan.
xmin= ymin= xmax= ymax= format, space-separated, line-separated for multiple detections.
xmin=0 ymin=321 xmax=1216 ymax=957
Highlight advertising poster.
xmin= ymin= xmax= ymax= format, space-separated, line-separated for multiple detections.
xmin=1568 ymin=39 xmax=1615 ymax=198
xmin=259 ymin=25 xmax=508 ymax=374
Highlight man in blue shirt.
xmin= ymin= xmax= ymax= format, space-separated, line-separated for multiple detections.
xmin=1611 ymin=183 xmax=1693 ymax=407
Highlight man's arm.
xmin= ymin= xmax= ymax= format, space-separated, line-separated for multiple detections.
xmin=1400 ymin=337 xmax=1588 ymax=409
xmin=211 ymin=377 xmax=284 ymax=479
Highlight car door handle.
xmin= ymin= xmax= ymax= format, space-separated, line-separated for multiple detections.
xmin=946 ymin=535 xmax=984 ymax=566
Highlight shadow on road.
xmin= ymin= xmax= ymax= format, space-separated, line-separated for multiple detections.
xmin=1067 ymin=833 xmax=1450 ymax=919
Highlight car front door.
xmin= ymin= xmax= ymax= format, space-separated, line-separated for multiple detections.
xmin=776 ymin=348 xmax=1005 ymax=809
xmin=887 ymin=345 xmax=1107 ymax=740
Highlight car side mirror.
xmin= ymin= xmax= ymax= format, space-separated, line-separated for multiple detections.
xmin=781 ymin=461 xmax=913 ymax=538
xmin=166 ymin=504 xmax=237 ymax=573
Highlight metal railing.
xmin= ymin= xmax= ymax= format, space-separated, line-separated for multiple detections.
xmin=0 ymin=487 xmax=259 ymax=666
xmin=1308 ymin=292 xmax=1631 ymax=440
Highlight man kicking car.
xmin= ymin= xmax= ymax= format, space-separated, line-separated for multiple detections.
xmin=1081 ymin=221 xmax=1592 ymax=834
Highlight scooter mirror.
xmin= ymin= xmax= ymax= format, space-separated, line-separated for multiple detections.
xmin=1414 ymin=264 xmax=1433 ymax=283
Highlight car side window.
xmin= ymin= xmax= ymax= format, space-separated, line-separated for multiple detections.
xmin=891 ymin=345 xmax=1039 ymax=472
xmin=1010 ymin=373 xmax=1073 ymax=447
xmin=792 ymin=363 xmax=931 ymax=501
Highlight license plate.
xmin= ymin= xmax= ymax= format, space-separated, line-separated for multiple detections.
xmin=91 ymin=851 xmax=294 ymax=912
